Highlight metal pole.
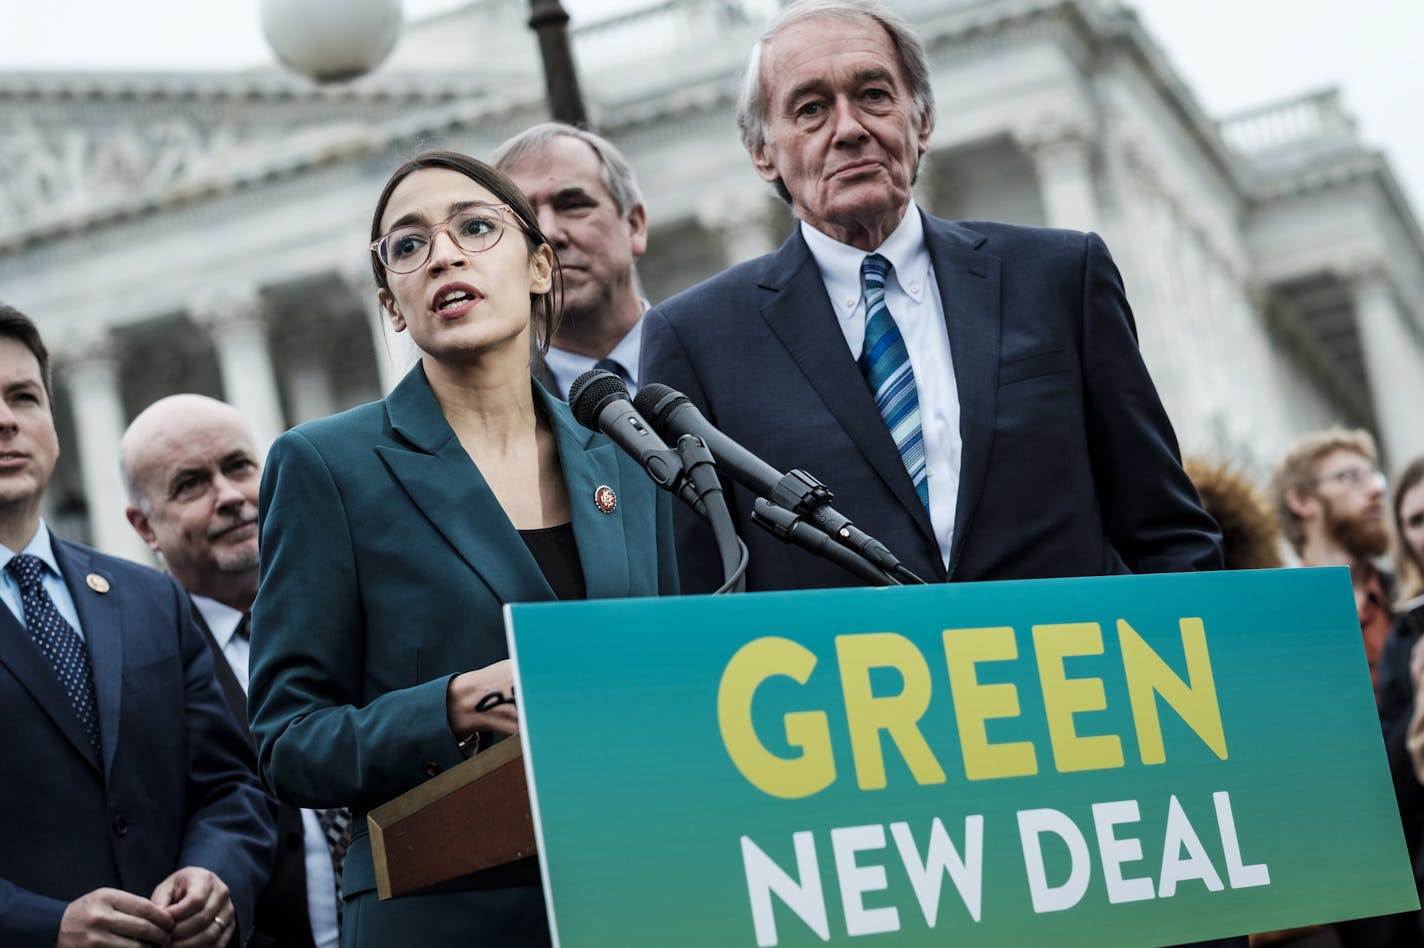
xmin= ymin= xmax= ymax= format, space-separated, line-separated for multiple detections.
xmin=528 ymin=0 xmax=591 ymax=129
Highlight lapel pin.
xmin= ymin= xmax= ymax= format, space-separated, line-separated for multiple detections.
xmin=86 ymin=573 xmax=110 ymax=594
xmin=593 ymin=485 xmax=617 ymax=514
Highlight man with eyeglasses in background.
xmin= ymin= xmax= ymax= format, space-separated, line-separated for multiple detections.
xmin=493 ymin=123 xmax=650 ymax=398
xmin=1272 ymin=430 xmax=1424 ymax=947
xmin=1273 ymin=435 xmax=1424 ymax=947
xmin=1272 ymin=428 xmax=1396 ymax=696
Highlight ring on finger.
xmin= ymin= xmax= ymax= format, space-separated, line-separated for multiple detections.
xmin=212 ymin=915 xmax=227 ymax=929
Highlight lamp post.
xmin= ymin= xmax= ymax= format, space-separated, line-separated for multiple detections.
xmin=261 ymin=0 xmax=591 ymax=128
xmin=528 ymin=0 xmax=591 ymax=128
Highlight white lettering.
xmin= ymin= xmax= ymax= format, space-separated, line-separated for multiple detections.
xmin=1158 ymin=794 xmax=1224 ymax=897
xmin=741 ymin=833 xmax=830 ymax=946
xmin=1092 ymin=799 xmax=1155 ymax=904
xmin=1018 ymin=808 xmax=1091 ymax=913
xmin=890 ymin=816 xmax=985 ymax=924
xmin=1216 ymin=791 xmax=1270 ymax=888
xmin=831 ymin=824 xmax=900 ymax=936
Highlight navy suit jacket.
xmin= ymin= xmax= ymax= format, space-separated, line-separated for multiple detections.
xmin=248 ymin=366 xmax=677 ymax=945
xmin=191 ymin=606 xmax=316 ymax=948
xmin=641 ymin=214 xmax=1222 ymax=591
xmin=0 ymin=538 xmax=275 ymax=947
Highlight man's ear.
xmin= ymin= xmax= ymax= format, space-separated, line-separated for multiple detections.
xmin=1285 ymin=487 xmax=1320 ymax=521
xmin=125 ymin=506 xmax=161 ymax=553
xmin=626 ymin=203 xmax=649 ymax=259
xmin=378 ymin=288 xmax=406 ymax=334
xmin=750 ymin=140 xmax=782 ymax=187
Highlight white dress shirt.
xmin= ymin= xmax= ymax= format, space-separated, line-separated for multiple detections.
xmin=0 ymin=521 xmax=84 ymax=637
xmin=544 ymin=310 xmax=647 ymax=399
xmin=191 ymin=594 xmax=341 ymax=948
xmin=801 ymin=203 xmax=962 ymax=568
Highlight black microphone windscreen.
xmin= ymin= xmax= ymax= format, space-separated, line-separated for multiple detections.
xmin=569 ymin=369 xmax=629 ymax=431
xmin=633 ymin=383 xmax=688 ymax=435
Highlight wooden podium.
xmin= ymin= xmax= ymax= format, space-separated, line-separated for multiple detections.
xmin=368 ymin=735 xmax=539 ymax=899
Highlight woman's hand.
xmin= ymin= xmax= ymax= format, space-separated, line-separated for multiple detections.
xmin=446 ymin=659 xmax=519 ymax=739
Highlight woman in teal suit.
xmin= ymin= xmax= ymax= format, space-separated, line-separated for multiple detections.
xmin=247 ymin=151 xmax=678 ymax=947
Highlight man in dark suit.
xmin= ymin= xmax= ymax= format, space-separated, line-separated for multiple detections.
xmin=494 ymin=123 xmax=651 ymax=397
xmin=641 ymin=0 xmax=1221 ymax=594
xmin=0 ymin=305 xmax=273 ymax=947
xmin=121 ymin=394 xmax=345 ymax=948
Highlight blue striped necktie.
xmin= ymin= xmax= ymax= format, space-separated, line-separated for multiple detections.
xmin=858 ymin=254 xmax=929 ymax=511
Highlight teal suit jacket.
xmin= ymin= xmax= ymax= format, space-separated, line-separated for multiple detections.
xmin=248 ymin=366 xmax=677 ymax=946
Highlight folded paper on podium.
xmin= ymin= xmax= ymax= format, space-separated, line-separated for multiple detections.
xmin=368 ymin=735 xmax=538 ymax=900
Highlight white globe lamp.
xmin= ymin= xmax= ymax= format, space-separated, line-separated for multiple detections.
xmin=260 ymin=0 xmax=404 ymax=83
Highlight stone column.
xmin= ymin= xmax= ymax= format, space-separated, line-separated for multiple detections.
xmin=343 ymin=263 xmax=410 ymax=395
xmin=1347 ymin=260 xmax=1424 ymax=466
xmin=1018 ymin=121 xmax=1101 ymax=233
xmin=696 ymin=190 xmax=788 ymax=267
xmin=55 ymin=332 xmax=152 ymax=563
xmin=191 ymin=285 xmax=286 ymax=455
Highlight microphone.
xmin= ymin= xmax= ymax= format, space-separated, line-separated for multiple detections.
xmin=634 ymin=383 xmax=923 ymax=583
xmin=568 ymin=369 xmax=705 ymax=518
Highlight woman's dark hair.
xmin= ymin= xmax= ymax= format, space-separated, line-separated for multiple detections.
xmin=369 ymin=149 xmax=562 ymax=353
xmin=1393 ymin=456 xmax=1424 ymax=602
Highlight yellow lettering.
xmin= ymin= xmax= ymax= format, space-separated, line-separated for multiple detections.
xmin=943 ymin=627 xmax=1037 ymax=780
xmin=717 ymin=637 xmax=836 ymax=799
xmin=1033 ymin=622 xmax=1124 ymax=772
xmin=836 ymin=632 xmax=947 ymax=790
xmin=1119 ymin=618 xmax=1227 ymax=765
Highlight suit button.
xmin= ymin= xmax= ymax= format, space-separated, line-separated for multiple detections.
xmin=286 ymin=831 xmax=303 ymax=852
xmin=422 ymin=761 xmax=442 ymax=777
xmin=112 ymin=816 xmax=128 ymax=836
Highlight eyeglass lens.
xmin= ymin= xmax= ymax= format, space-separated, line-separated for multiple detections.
xmin=377 ymin=205 xmax=507 ymax=272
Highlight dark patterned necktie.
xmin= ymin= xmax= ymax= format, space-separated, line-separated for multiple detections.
xmin=7 ymin=553 xmax=101 ymax=757
xmin=316 ymin=807 xmax=353 ymax=925
xmin=859 ymin=253 xmax=929 ymax=511
xmin=594 ymin=358 xmax=632 ymax=387
xmin=233 ymin=611 xmax=251 ymax=641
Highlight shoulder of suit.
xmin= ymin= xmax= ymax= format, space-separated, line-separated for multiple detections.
xmin=55 ymin=537 xmax=182 ymax=594
xmin=650 ymin=244 xmax=790 ymax=325
xmin=944 ymin=217 xmax=1096 ymax=254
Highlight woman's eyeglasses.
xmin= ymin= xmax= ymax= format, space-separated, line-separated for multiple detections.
xmin=371 ymin=203 xmax=516 ymax=274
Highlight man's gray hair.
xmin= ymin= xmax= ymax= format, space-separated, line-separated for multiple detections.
xmin=735 ymin=0 xmax=936 ymax=157
xmin=492 ymin=123 xmax=644 ymax=217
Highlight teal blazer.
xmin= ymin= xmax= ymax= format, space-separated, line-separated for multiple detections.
xmin=248 ymin=365 xmax=677 ymax=947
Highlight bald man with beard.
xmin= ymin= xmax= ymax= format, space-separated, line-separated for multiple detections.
xmin=122 ymin=395 xmax=346 ymax=948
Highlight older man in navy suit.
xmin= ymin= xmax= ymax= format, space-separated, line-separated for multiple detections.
xmin=641 ymin=0 xmax=1221 ymax=594
xmin=0 ymin=304 xmax=273 ymax=947
xmin=641 ymin=1 xmax=1231 ymax=944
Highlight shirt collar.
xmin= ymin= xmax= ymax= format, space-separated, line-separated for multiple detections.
xmin=544 ymin=309 xmax=648 ymax=392
xmin=0 ymin=519 xmax=62 ymax=578
xmin=191 ymin=593 xmax=246 ymax=648
xmin=801 ymin=203 xmax=931 ymax=320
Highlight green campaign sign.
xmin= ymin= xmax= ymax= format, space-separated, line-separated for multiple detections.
xmin=505 ymin=567 xmax=1416 ymax=947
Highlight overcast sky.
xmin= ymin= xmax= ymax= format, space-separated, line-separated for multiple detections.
xmin=1 ymin=0 xmax=1420 ymax=216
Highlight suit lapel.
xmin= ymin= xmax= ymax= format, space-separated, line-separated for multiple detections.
xmin=189 ymin=605 xmax=253 ymax=745
xmin=758 ymin=230 xmax=935 ymax=543
xmin=376 ymin=365 xmax=553 ymax=606
xmin=0 ymin=588 xmax=102 ymax=771
xmin=922 ymin=216 xmax=1002 ymax=579
xmin=55 ymin=540 xmax=117 ymax=775
xmin=539 ymin=385 xmax=631 ymax=598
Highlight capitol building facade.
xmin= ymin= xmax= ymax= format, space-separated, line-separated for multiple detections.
xmin=2 ymin=0 xmax=1422 ymax=562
